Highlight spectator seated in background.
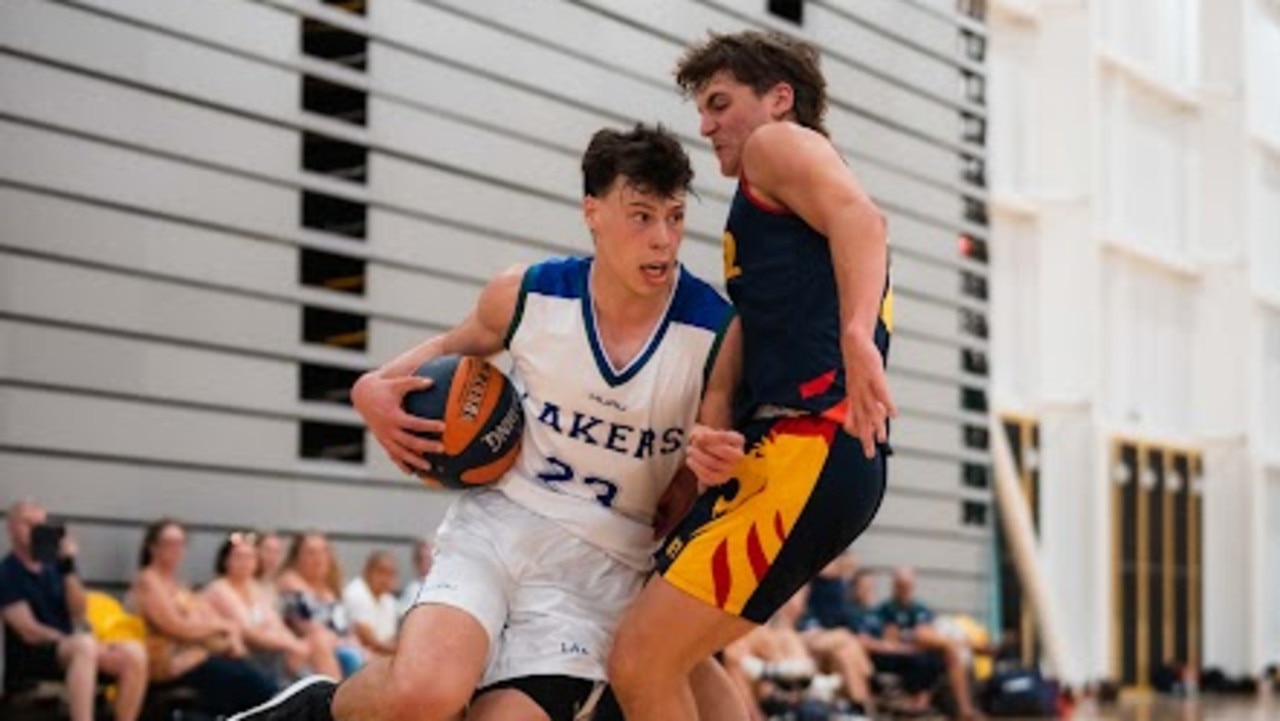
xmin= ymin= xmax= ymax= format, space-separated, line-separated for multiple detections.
xmin=255 ymin=530 xmax=287 ymax=609
xmin=1 ymin=499 xmax=148 ymax=721
xmin=130 ymin=518 xmax=277 ymax=717
xmin=277 ymin=532 xmax=364 ymax=677
xmin=844 ymin=568 xmax=944 ymax=716
xmin=396 ymin=537 xmax=432 ymax=617
xmin=723 ymin=586 xmax=871 ymax=721
xmin=876 ymin=566 xmax=984 ymax=720
xmin=341 ymin=550 xmax=399 ymax=658
xmin=202 ymin=530 xmax=341 ymax=684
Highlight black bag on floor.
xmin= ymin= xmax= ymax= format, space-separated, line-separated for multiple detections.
xmin=980 ymin=667 xmax=1057 ymax=717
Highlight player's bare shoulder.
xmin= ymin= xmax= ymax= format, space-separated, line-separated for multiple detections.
xmin=743 ymin=122 xmax=831 ymax=168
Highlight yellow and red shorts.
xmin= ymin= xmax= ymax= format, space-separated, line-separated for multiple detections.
xmin=656 ymin=414 xmax=887 ymax=623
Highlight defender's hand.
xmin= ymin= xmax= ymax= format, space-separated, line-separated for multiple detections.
xmin=842 ymin=334 xmax=897 ymax=458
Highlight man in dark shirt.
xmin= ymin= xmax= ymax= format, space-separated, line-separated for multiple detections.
xmin=843 ymin=569 xmax=943 ymax=714
xmin=1 ymin=499 xmax=147 ymax=721
xmin=875 ymin=566 xmax=982 ymax=720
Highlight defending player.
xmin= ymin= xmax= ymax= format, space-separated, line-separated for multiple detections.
xmin=608 ymin=31 xmax=898 ymax=720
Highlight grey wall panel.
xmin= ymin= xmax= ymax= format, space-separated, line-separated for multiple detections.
xmin=0 ymin=120 xmax=296 ymax=240
xmin=892 ymin=254 xmax=966 ymax=306
xmin=366 ymin=266 xmax=481 ymax=330
xmin=893 ymin=415 xmax=969 ymax=458
xmin=0 ymin=55 xmax=297 ymax=180
xmin=367 ymin=43 xmax=730 ymax=197
xmin=892 ymin=374 xmax=961 ymax=415
xmin=370 ymin=154 xmax=587 ymax=253
xmin=433 ymin=0 xmax=687 ymax=88
xmin=890 ymin=214 xmax=975 ymax=268
xmin=875 ymin=491 xmax=974 ymax=532
xmin=1 ymin=253 xmax=297 ymax=359
xmin=0 ymin=452 xmax=444 ymax=543
xmin=814 ymin=0 xmax=964 ymax=60
xmin=370 ymin=2 xmax=702 ymax=141
xmin=856 ymin=531 xmax=988 ymax=576
xmin=0 ymin=386 xmax=297 ymax=471
xmin=0 ymin=0 xmax=298 ymax=121
xmin=913 ymin=575 xmax=989 ymax=616
xmin=369 ymin=98 xmax=729 ymax=241
xmin=369 ymin=208 xmax=551 ymax=283
xmin=0 ymin=187 xmax=294 ymax=299
xmin=73 ymin=0 xmax=297 ymax=63
xmin=368 ymin=154 xmax=724 ymax=282
xmin=888 ymin=454 xmax=987 ymax=499
xmin=367 ymin=317 xmax=438 ymax=363
xmin=0 ymin=320 xmax=298 ymax=414
xmin=804 ymin=2 xmax=967 ymax=103
xmin=893 ymin=294 xmax=962 ymax=343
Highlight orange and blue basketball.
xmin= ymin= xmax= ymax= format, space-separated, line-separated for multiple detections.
xmin=402 ymin=355 xmax=523 ymax=489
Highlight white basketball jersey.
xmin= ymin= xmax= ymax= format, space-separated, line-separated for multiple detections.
xmin=496 ymin=257 xmax=733 ymax=570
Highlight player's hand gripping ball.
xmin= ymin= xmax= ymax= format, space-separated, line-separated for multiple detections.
xmin=402 ymin=355 xmax=524 ymax=489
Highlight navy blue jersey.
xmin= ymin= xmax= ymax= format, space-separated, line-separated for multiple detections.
xmin=723 ymin=179 xmax=892 ymax=420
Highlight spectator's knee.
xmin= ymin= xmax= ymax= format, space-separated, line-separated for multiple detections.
xmin=64 ymin=633 xmax=99 ymax=661
xmin=307 ymin=626 xmax=338 ymax=652
xmin=119 ymin=640 xmax=148 ymax=677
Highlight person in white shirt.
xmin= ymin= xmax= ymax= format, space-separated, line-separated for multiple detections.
xmin=396 ymin=538 xmax=433 ymax=617
xmin=342 ymin=551 xmax=399 ymax=658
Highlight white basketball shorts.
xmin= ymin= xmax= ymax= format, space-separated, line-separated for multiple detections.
xmin=409 ymin=489 xmax=645 ymax=687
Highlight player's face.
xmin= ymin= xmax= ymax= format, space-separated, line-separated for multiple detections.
xmin=694 ymin=70 xmax=792 ymax=177
xmin=585 ymin=179 xmax=686 ymax=299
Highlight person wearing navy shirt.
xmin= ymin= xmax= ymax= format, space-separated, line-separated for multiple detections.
xmin=844 ymin=569 xmax=945 ymax=715
xmin=876 ymin=567 xmax=982 ymax=720
xmin=1 ymin=499 xmax=148 ymax=721
xmin=876 ymin=567 xmax=935 ymax=643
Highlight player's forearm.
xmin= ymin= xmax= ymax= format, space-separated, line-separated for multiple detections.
xmin=829 ymin=202 xmax=888 ymax=343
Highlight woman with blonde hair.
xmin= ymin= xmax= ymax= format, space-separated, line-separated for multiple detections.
xmin=203 ymin=530 xmax=341 ymax=685
xmin=276 ymin=532 xmax=363 ymax=677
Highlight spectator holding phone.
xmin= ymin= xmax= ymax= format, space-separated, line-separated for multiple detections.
xmin=1 ymin=499 xmax=148 ymax=721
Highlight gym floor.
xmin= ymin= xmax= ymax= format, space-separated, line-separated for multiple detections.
xmin=1038 ymin=694 xmax=1275 ymax=720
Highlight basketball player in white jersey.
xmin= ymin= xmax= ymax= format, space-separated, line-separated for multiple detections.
xmin=230 ymin=125 xmax=747 ymax=721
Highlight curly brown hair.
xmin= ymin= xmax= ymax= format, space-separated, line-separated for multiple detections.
xmin=674 ymin=30 xmax=828 ymax=137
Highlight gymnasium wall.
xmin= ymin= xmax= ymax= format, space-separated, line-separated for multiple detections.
xmin=0 ymin=0 xmax=993 ymax=615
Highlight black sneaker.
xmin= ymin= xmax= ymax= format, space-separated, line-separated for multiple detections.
xmin=228 ymin=675 xmax=337 ymax=721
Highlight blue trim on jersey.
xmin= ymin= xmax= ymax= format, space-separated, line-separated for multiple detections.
xmin=669 ymin=267 xmax=734 ymax=333
xmin=581 ymin=262 xmax=677 ymax=388
xmin=523 ymin=256 xmax=587 ymax=300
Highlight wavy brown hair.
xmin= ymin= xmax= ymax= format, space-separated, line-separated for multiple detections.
xmin=675 ymin=30 xmax=829 ymax=137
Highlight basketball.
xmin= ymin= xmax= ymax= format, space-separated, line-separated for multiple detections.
xmin=402 ymin=355 xmax=524 ymax=489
